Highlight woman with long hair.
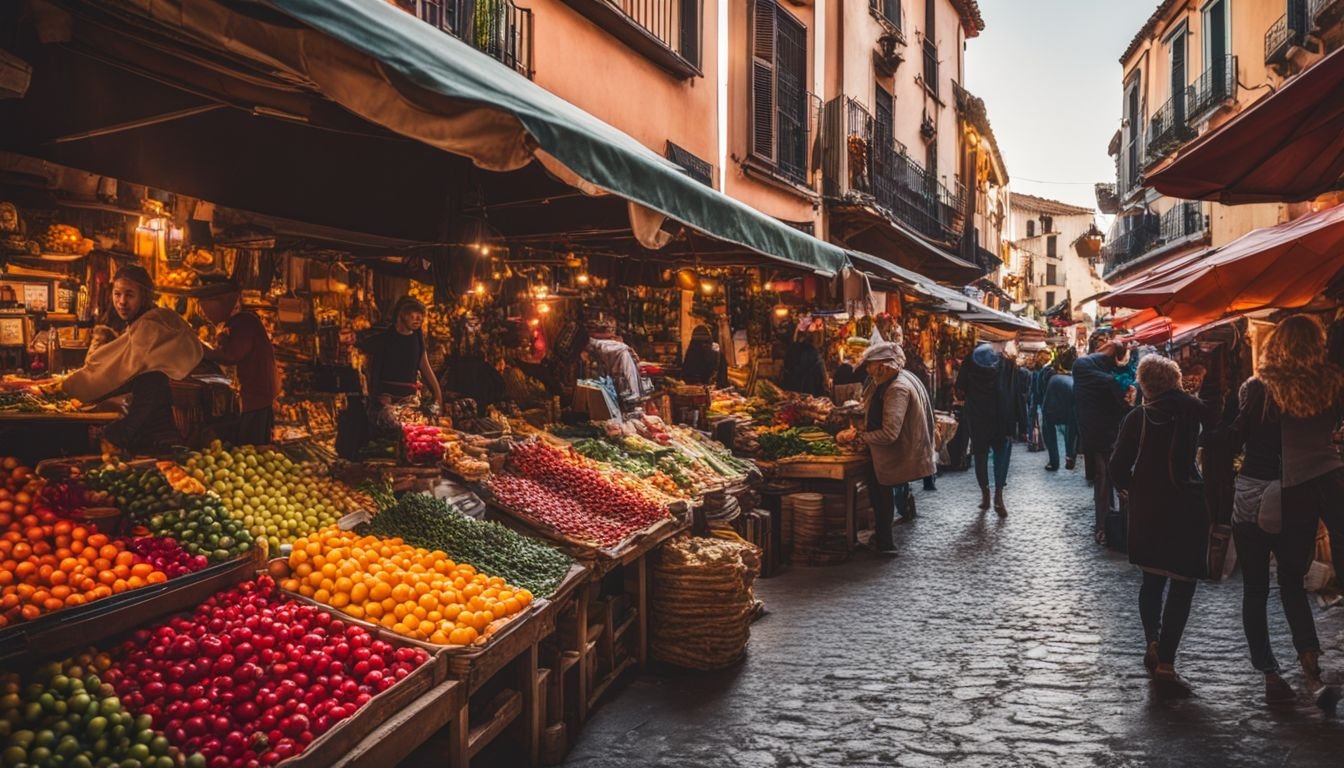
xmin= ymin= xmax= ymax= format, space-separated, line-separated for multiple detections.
xmin=1257 ymin=314 xmax=1344 ymax=710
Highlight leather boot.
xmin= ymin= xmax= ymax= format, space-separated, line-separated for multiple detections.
xmin=1265 ymin=672 xmax=1296 ymax=705
xmin=979 ymin=486 xmax=991 ymax=511
xmin=994 ymin=487 xmax=1008 ymax=517
xmin=1300 ymin=651 xmax=1342 ymax=712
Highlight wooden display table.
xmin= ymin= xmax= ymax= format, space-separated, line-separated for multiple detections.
xmin=771 ymin=455 xmax=871 ymax=548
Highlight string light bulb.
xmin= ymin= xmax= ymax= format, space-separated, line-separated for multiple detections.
xmin=538 ymin=302 xmax=551 ymax=314
xmin=576 ymin=273 xmax=590 ymax=286
xmin=472 ymin=282 xmax=486 ymax=296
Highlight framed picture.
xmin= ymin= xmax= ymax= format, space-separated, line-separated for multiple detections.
xmin=0 ymin=316 xmax=24 ymax=346
xmin=0 ymin=279 xmax=52 ymax=312
xmin=22 ymin=283 xmax=49 ymax=312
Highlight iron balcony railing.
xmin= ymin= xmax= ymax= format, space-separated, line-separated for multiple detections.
xmin=821 ymin=96 xmax=965 ymax=245
xmin=604 ymin=0 xmax=702 ymax=66
xmin=412 ymin=0 xmax=534 ymax=78
xmin=1101 ymin=216 xmax=1161 ymax=276
xmin=1266 ymin=2 xmax=1309 ymax=65
xmin=1160 ymin=201 xmax=1207 ymax=243
xmin=1186 ymin=54 xmax=1237 ymax=122
xmin=1145 ymin=96 xmax=1195 ymax=167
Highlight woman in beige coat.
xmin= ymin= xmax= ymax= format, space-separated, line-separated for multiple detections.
xmin=838 ymin=341 xmax=937 ymax=555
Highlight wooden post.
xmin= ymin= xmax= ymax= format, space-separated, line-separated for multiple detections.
xmin=634 ymin=554 xmax=648 ymax=668
xmin=844 ymin=475 xmax=857 ymax=548
xmin=519 ymin=643 xmax=541 ymax=768
xmin=446 ymin=700 xmax=470 ymax=768
xmin=575 ymin=582 xmax=591 ymax=725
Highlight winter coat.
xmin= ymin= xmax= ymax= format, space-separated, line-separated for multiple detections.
xmin=680 ymin=340 xmax=721 ymax=385
xmin=1072 ymin=352 xmax=1129 ymax=454
xmin=1032 ymin=367 xmax=1055 ymax=412
xmin=1109 ymin=390 xmax=1217 ymax=579
xmin=1041 ymin=372 xmax=1076 ymax=426
xmin=956 ymin=344 xmax=1002 ymax=443
xmin=587 ymin=338 xmax=649 ymax=405
xmin=64 ymin=307 xmax=202 ymax=402
xmin=861 ymin=371 xmax=937 ymax=486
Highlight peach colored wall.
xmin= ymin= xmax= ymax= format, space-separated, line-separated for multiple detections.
xmin=835 ymin=1 xmax=966 ymax=188
xmin=1119 ymin=0 xmax=1294 ymax=251
xmin=531 ymin=0 xmax=721 ymax=174
xmin=722 ymin=0 xmax=820 ymax=226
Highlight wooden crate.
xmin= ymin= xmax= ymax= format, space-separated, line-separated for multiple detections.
xmin=0 ymin=551 xmax=259 ymax=666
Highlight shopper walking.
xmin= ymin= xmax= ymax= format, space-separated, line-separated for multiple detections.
xmin=837 ymin=342 xmax=935 ymax=554
xmin=1074 ymin=342 xmax=1135 ymax=545
xmin=956 ymin=341 xmax=1025 ymax=516
xmin=1256 ymin=314 xmax=1344 ymax=711
xmin=1226 ymin=375 xmax=1317 ymax=705
xmin=1041 ymin=348 xmax=1078 ymax=472
xmin=1109 ymin=355 xmax=1216 ymax=694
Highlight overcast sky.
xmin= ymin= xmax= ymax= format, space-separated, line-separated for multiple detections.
xmin=964 ymin=0 xmax=1156 ymax=211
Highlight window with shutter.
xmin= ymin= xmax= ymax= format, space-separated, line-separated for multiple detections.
xmin=747 ymin=0 xmax=809 ymax=185
xmin=749 ymin=0 xmax=776 ymax=162
xmin=1047 ymin=234 xmax=1057 ymax=258
xmin=1046 ymin=290 xmax=1056 ymax=308
xmin=1046 ymin=263 xmax=1057 ymax=286
xmin=1026 ymin=219 xmax=1035 ymax=238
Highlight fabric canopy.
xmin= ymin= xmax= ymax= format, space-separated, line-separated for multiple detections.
xmin=1147 ymin=47 xmax=1344 ymax=204
xmin=114 ymin=0 xmax=848 ymax=275
xmin=1102 ymin=204 xmax=1344 ymax=331
xmin=848 ymin=252 xmax=1040 ymax=332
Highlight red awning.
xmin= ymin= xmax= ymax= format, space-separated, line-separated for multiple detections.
xmin=1102 ymin=204 xmax=1344 ymax=330
xmin=1146 ymin=47 xmax=1344 ymax=204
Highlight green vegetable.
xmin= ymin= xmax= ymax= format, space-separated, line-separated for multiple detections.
xmin=358 ymin=493 xmax=573 ymax=596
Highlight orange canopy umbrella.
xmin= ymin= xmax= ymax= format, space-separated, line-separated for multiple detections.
xmin=1102 ymin=204 xmax=1344 ymax=330
xmin=1146 ymin=47 xmax=1344 ymax=204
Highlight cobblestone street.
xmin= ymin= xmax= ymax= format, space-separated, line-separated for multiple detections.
xmin=563 ymin=455 xmax=1344 ymax=767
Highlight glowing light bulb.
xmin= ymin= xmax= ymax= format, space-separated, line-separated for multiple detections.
xmin=538 ymin=302 xmax=551 ymax=314
xmin=576 ymin=273 xmax=590 ymax=285
xmin=473 ymin=282 xmax=486 ymax=296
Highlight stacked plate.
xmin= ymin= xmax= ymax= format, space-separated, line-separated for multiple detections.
xmin=787 ymin=492 xmax=848 ymax=565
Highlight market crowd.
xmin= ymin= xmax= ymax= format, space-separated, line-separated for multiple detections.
xmin=902 ymin=317 xmax=1344 ymax=710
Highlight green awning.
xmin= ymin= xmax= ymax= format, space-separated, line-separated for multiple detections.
xmin=187 ymin=0 xmax=847 ymax=275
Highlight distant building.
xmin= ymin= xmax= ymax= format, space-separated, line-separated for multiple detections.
xmin=1007 ymin=194 xmax=1105 ymax=330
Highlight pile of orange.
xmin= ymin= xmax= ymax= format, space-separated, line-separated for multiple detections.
xmin=282 ymin=528 xmax=532 ymax=646
xmin=0 ymin=459 xmax=168 ymax=628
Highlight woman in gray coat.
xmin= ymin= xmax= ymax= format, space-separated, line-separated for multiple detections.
xmin=838 ymin=341 xmax=937 ymax=555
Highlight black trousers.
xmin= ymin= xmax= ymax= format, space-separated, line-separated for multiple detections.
xmin=1139 ymin=572 xmax=1198 ymax=665
xmin=1087 ymin=451 xmax=1114 ymax=533
xmin=867 ymin=466 xmax=897 ymax=550
xmin=1233 ymin=522 xmax=1319 ymax=673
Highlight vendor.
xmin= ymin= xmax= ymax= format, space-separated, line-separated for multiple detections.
xmin=61 ymin=265 xmax=203 ymax=453
xmin=582 ymin=324 xmax=650 ymax=410
xmin=833 ymin=337 xmax=870 ymax=386
xmin=499 ymin=355 xmax=550 ymax=405
xmin=780 ymin=318 xmax=829 ymax=396
xmin=680 ymin=325 xmax=722 ymax=386
xmin=359 ymin=295 xmax=443 ymax=424
xmin=197 ymin=276 xmax=278 ymax=446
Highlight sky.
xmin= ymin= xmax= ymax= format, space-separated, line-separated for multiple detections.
xmin=964 ymin=0 xmax=1157 ymax=212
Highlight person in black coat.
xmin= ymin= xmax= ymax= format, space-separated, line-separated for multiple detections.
xmin=1073 ymin=342 xmax=1135 ymax=543
xmin=956 ymin=342 xmax=1026 ymax=516
xmin=1109 ymin=355 xmax=1217 ymax=692
xmin=681 ymin=325 xmax=722 ymax=386
xmin=780 ymin=328 xmax=829 ymax=397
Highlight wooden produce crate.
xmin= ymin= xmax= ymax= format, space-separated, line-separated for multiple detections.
xmin=323 ymin=678 xmax=464 ymax=768
xmin=0 ymin=550 xmax=260 ymax=666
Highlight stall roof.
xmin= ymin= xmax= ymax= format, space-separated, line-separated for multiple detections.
xmin=848 ymin=252 xmax=1040 ymax=332
xmin=1102 ymin=203 xmax=1344 ymax=333
xmin=233 ymin=0 xmax=850 ymax=275
xmin=1146 ymin=47 xmax=1344 ymax=204
xmin=0 ymin=0 xmax=848 ymax=276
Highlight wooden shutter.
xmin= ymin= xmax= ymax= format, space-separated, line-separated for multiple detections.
xmin=749 ymin=0 xmax=777 ymax=161
xmin=775 ymin=10 xmax=807 ymax=180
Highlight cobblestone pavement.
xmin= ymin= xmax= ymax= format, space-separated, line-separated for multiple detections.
xmin=561 ymin=452 xmax=1344 ymax=767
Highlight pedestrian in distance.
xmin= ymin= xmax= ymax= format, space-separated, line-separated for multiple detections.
xmin=956 ymin=339 xmax=1027 ymax=516
xmin=1255 ymin=314 xmax=1344 ymax=711
xmin=1041 ymin=347 xmax=1078 ymax=472
xmin=1109 ymin=355 xmax=1217 ymax=695
xmin=836 ymin=342 xmax=935 ymax=554
xmin=1073 ymin=341 xmax=1136 ymax=546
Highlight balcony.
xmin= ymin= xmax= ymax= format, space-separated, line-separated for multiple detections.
xmin=1145 ymin=96 xmax=1195 ymax=167
xmin=1266 ymin=3 xmax=1310 ymax=66
xmin=870 ymin=0 xmax=903 ymax=35
xmin=411 ymin=0 xmax=534 ymax=78
xmin=1159 ymin=201 xmax=1207 ymax=242
xmin=1102 ymin=203 xmax=1209 ymax=277
xmin=558 ymin=0 xmax=703 ymax=78
xmin=1101 ymin=217 xmax=1161 ymax=276
xmin=1186 ymin=55 xmax=1237 ymax=123
xmin=821 ymin=96 xmax=965 ymax=245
